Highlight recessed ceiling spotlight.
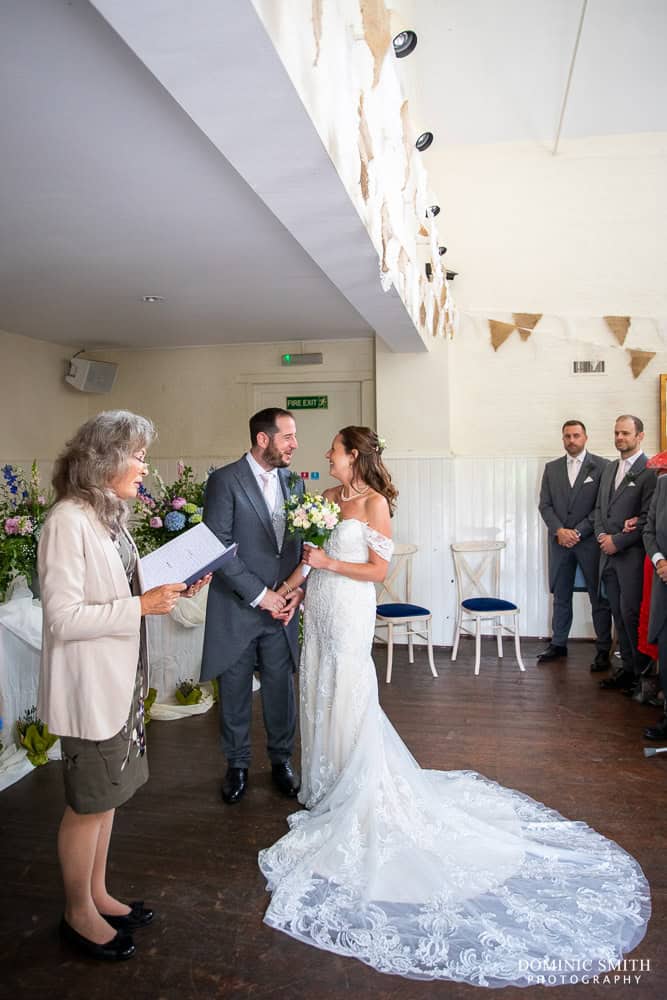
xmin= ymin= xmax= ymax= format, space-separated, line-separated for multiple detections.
xmin=425 ymin=205 xmax=440 ymax=218
xmin=438 ymin=246 xmax=447 ymax=256
xmin=392 ymin=30 xmax=418 ymax=58
xmin=141 ymin=295 xmax=165 ymax=303
xmin=415 ymin=131 xmax=434 ymax=152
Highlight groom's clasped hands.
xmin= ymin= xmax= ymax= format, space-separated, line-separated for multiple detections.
xmin=269 ymin=585 xmax=304 ymax=624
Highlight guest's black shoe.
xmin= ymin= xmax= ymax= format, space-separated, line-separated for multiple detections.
xmin=102 ymin=901 xmax=154 ymax=931
xmin=590 ymin=651 xmax=611 ymax=672
xmin=537 ymin=643 xmax=567 ymax=664
xmin=599 ymin=671 xmax=634 ymax=691
xmin=222 ymin=767 xmax=248 ymax=804
xmin=643 ymin=717 xmax=667 ymax=741
xmin=272 ymin=760 xmax=300 ymax=797
xmin=59 ymin=917 xmax=135 ymax=961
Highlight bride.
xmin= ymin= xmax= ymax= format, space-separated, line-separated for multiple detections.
xmin=258 ymin=427 xmax=650 ymax=987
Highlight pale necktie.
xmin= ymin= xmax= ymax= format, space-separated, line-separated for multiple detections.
xmin=567 ymin=457 xmax=580 ymax=488
xmin=614 ymin=459 xmax=627 ymax=490
xmin=259 ymin=471 xmax=273 ymax=508
xmin=259 ymin=471 xmax=285 ymax=547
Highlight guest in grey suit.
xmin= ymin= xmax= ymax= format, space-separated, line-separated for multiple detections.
xmin=595 ymin=415 xmax=656 ymax=691
xmin=642 ymin=456 xmax=667 ymax=740
xmin=201 ymin=408 xmax=305 ymax=804
xmin=537 ymin=420 xmax=611 ymax=668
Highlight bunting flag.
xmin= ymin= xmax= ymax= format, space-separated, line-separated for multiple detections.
xmin=512 ymin=313 xmax=542 ymax=341
xmin=628 ymin=349 xmax=655 ymax=379
xmin=419 ymin=301 xmax=427 ymax=328
xmin=604 ymin=315 xmax=631 ymax=345
xmin=489 ymin=320 xmax=516 ymax=352
xmin=380 ymin=199 xmax=392 ymax=273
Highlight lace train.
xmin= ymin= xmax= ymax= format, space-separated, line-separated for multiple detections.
xmin=259 ymin=519 xmax=650 ymax=986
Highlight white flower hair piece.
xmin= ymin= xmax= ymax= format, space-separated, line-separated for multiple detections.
xmin=377 ymin=436 xmax=387 ymax=452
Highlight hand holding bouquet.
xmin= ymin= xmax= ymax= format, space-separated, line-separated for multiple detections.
xmin=283 ymin=492 xmax=340 ymax=576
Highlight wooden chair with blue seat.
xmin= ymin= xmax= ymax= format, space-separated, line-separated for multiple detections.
xmin=450 ymin=540 xmax=526 ymax=676
xmin=375 ymin=543 xmax=438 ymax=684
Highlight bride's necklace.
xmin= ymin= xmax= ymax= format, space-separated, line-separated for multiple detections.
xmin=340 ymin=482 xmax=370 ymax=502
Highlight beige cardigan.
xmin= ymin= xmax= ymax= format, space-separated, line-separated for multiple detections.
xmin=37 ymin=499 xmax=143 ymax=740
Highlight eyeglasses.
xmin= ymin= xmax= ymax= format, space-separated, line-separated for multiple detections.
xmin=133 ymin=453 xmax=148 ymax=466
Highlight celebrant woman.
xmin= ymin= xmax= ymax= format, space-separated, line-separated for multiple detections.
xmin=37 ymin=410 xmax=209 ymax=961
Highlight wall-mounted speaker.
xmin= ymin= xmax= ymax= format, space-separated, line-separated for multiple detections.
xmin=65 ymin=358 xmax=118 ymax=393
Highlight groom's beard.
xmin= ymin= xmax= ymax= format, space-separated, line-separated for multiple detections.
xmin=261 ymin=440 xmax=293 ymax=469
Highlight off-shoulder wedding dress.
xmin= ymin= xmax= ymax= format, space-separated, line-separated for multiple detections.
xmin=259 ymin=518 xmax=650 ymax=987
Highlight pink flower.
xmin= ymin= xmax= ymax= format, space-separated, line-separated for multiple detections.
xmin=37 ymin=495 xmax=47 ymax=505
xmin=18 ymin=517 xmax=34 ymax=535
xmin=171 ymin=497 xmax=186 ymax=510
xmin=177 ymin=461 xmax=185 ymax=477
xmin=4 ymin=517 xmax=19 ymax=535
xmin=149 ymin=516 xmax=163 ymax=528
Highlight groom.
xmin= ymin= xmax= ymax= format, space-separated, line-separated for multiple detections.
xmin=201 ymin=408 xmax=304 ymax=804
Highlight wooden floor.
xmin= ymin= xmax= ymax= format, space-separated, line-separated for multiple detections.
xmin=1 ymin=639 xmax=665 ymax=1000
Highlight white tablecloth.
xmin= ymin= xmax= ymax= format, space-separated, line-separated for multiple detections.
xmin=0 ymin=581 xmax=219 ymax=789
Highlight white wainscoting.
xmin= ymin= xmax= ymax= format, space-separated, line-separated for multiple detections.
xmin=388 ymin=456 xmax=595 ymax=647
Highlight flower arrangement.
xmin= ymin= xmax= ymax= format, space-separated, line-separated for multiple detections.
xmin=175 ymin=678 xmax=203 ymax=705
xmin=143 ymin=687 xmax=157 ymax=725
xmin=0 ymin=462 xmax=53 ymax=600
xmin=16 ymin=705 xmax=58 ymax=766
xmin=284 ymin=492 xmax=340 ymax=547
xmin=132 ymin=461 xmax=209 ymax=556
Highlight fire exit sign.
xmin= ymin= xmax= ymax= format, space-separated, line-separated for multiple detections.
xmin=286 ymin=395 xmax=328 ymax=410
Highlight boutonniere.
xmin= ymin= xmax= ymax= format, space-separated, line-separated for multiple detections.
xmin=623 ymin=471 xmax=637 ymax=486
xmin=287 ymin=471 xmax=301 ymax=493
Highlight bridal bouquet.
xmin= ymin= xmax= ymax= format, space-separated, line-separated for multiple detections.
xmin=284 ymin=493 xmax=340 ymax=547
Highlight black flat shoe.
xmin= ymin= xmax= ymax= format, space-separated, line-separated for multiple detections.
xmin=102 ymin=901 xmax=154 ymax=931
xmin=599 ymin=671 xmax=634 ymax=691
xmin=59 ymin=917 xmax=135 ymax=961
xmin=222 ymin=766 xmax=248 ymax=804
xmin=590 ymin=651 xmax=611 ymax=672
xmin=537 ymin=643 xmax=567 ymax=664
xmin=644 ymin=717 xmax=667 ymax=741
xmin=272 ymin=760 xmax=300 ymax=797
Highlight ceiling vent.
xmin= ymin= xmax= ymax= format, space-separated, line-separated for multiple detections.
xmin=572 ymin=361 xmax=605 ymax=374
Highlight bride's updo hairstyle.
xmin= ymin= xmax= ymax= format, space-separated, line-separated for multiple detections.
xmin=339 ymin=426 xmax=398 ymax=515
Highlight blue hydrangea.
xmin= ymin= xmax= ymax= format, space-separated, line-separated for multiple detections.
xmin=164 ymin=510 xmax=186 ymax=532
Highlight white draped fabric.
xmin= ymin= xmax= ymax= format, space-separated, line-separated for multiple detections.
xmin=259 ymin=519 xmax=650 ymax=987
xmin=0 ymin=580 xmax=215 ymax=789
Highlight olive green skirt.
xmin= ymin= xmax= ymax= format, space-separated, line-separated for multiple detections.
xmin=60 ymin=670 xmax=148 ymax=815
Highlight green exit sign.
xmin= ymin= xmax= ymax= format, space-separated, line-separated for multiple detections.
xmin=286 ymin=395 xmax=328 ymax=410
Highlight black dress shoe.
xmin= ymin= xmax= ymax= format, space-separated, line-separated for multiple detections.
xmin=102 ymin=901 xmax=154 ymax=931
xmin=59 ymin=917 xmax=135 ymax=961
xmin=644 ymin=717 xmax=667 ymax=741
xmin=590 ymin=651 xmax=611 ymax=672
xmin=271 ymin=760 xmax=300 ymax=797
xmin=536 ymin=643 xmax=567 ymax=663
xmin=222 ymin=766 xmax=248 ymax=804
xmin=599 ymin=671 xmax=634 ymax=691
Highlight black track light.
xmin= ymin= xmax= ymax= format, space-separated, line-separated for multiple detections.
xmin=415 ymin=131 xmax=434 ymax=152
xmin=425 ymin=205 xmax=440 ymax=218
xmin=392 ymin=30 xmax=418 ymax=58
xmin=438 ymin=246 xmax=447 ymax=256
xmin=445 ymin=270 xmax=458 ymax=281
xmin=425 ymin=263 xmax=433 ymax=281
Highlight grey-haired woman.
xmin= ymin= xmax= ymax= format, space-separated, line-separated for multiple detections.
xmin=37 ymin=410 xmax=209 ymax=961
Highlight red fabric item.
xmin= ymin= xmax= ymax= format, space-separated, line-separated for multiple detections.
xmin=637 ymin=555 xmax=657 ymax=659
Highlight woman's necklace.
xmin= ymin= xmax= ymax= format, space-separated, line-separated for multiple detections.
xmin=339 ymin=482 xmax=370 ymax=501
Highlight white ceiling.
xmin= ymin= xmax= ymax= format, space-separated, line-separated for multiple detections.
xmin=393 ymin=0 xmax=667 ymax=147
xmin=1 ymin=0 xmax=665 ymax=352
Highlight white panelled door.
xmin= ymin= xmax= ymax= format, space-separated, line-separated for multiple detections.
xmin=253 ymin=382 xmax=362 ymax=491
